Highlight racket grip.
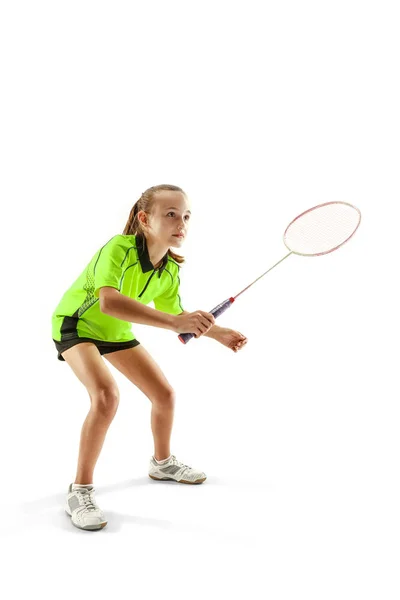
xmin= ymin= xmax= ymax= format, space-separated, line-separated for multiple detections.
xmin=178 ymin=298 xmax=235 ymax=345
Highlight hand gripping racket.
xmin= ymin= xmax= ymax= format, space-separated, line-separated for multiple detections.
xmin=178 ymin=201 xmax=361 ymax=344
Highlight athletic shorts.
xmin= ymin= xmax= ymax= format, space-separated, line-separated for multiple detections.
xmin=53 ymin=336 xmax=140 ymax=362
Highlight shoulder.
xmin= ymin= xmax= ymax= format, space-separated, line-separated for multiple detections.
xmin=101 ymin=234 xmax=137 ymax=252
xmin=161 ymin=257 xmax=181 ymax=286
xmin=167 ymin=256 xmax=182 ymax=270
xmin=166 ymin=257 xmax=182 ymax=278
xmin=112 ymin=234 xmax=137 ymax=246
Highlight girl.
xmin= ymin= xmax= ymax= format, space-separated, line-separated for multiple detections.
xmin=52 ymin=184 xmax=248 ymax=531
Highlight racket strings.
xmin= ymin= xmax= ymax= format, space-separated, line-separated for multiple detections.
xmin=284 ymin=202 xmax=361 ymax=256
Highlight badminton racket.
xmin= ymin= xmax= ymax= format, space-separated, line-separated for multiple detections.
xmin=178 ymin=201 xmax=361 ymax=344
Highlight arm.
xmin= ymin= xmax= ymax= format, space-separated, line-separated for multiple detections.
xmin=100 ymin=288 xmax=177 ymax=331
xmin=178 ymin=310 xmax=248 ymax=351
xmin=177 ymin=310 xmax=224 ymax=340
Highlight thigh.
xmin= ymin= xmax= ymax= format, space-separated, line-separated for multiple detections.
xmin=61 ymin=342 xmax=119 ymax=397
xmin=103 ymin=344 xmax=173 ymax=402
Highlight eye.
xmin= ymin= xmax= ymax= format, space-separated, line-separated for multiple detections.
xmin=166 ymin=212 xmax=190 ymax=221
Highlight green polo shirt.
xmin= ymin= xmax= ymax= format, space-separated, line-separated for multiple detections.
xmin=51 ymin=232 xmax=184 ymax=343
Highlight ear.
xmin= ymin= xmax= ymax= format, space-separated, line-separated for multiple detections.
xmin=137 ymin=210 xmax=148 ymax=227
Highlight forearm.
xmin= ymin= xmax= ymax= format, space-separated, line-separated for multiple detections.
xmin=178 ymin=310 xmax=222 ymax=339
xmin=102 ymin=295 xmax=176 ymax=331
xmin=203 ymin=324 xmax=223 ymax=339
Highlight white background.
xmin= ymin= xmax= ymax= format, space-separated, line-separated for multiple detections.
xmin=1 ymin=1 xmax=399 ymax=598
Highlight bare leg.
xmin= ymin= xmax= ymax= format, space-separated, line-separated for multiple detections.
xmin=74 ymin=405 xmax=118 ymax=484
xmin=151 ymin=401 xmax=175 ymax=461
xmin=104 ymin=345 xmax=178 ymax=463
xmin=60 ymin=343 xmax=120 ymax=485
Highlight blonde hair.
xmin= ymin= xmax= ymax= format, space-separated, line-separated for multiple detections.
xmin=122 ymin=184 xmax=186 ymax=264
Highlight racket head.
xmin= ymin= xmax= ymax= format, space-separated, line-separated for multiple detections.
xmin=283 ymin=201 xmax=361 ymax=257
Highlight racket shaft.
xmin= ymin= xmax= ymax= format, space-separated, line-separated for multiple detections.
xmin=178 ymin=298 xmax=234 ymax=344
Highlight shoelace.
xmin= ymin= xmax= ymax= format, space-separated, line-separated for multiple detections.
xmin=155 ymin=455 xmax=193 ymax=474
xmin=76 ymin=488 xmax=97 ymax=512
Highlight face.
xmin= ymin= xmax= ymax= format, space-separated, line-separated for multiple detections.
xmin=139 ymin=191 xmax=192 ymax=247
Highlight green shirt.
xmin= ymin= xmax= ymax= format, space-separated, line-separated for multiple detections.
xmin=52 ymin=232 xmax=184 ymax=343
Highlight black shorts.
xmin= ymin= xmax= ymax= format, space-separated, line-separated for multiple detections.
xmin=53 ymin=336 xmax=140 ymax=361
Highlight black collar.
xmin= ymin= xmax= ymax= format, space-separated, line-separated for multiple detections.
xmin=135 ymin=232 xmax=169 ymax=277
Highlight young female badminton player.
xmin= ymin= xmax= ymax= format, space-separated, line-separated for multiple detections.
xmin=52 ymin=184 xmax=248 ymax=530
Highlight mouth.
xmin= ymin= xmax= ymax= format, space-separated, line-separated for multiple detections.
xmin=173 ymin=234 xmax=185 ymax=239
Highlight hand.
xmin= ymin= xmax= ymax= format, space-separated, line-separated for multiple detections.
xmin=216 ymin=327 xmax=248 ymax=353
xmin=173 ymin=310 xmax=215 ymax=338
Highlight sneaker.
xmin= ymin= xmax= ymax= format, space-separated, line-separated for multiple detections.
xmin=64 ymin=483 xmax=108 ymax=530
xmin=149 ymin=454 xmax=207 ymax=484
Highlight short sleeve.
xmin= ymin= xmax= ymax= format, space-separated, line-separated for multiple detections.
xmin=93 ymin=235 xmax=128 ymax=298
xmin=153 ymin=269 xmax=184 ymax=315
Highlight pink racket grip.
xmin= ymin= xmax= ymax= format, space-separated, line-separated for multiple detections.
xmin=178 ymin=298 xmax=235 ymax=344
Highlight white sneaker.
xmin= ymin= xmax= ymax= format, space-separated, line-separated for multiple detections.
xmin=149 ymin=455 xmax=207 ymax=484
xmin=64 ymin=483 xmax=108 ymax=531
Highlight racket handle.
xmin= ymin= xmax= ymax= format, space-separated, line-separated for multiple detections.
xmin=178 ymin=297 xmax=235 ymax=345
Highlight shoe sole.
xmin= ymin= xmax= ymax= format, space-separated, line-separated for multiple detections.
xmin=65 ymin=506 xmax=108 ymax=531
xmin=149 ymin=474 xmax=206 ymax=484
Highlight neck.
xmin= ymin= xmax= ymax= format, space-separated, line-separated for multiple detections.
xmin=145 ymin=235 xmax=169 ymax=269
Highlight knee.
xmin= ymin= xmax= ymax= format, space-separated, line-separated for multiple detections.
xmin=153 ymin=387 xmax=176 ymax=410
xmin=91 ymin=386 xmax=120 ymax=418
